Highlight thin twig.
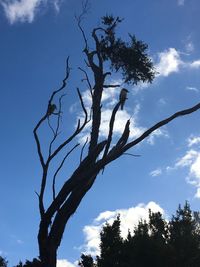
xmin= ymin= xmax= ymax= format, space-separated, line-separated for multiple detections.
xmin=79 ymin=67 xmax=92 ymax=93
xmin=75 ymin=0 xmax=90 ymax=51
xmin=48 ymin=94 xmax=66 ymax=156
xmin=46 ymin=89 xmax=89 ymax=164
xmin=48 ymin=116 xmax=56 ymax=136
xmin=52 ymin=144 xmax=80 ymax=200
xmin=123 ymin=153 xmax=141 ymax=157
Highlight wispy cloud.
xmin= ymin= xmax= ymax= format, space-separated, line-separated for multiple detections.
xmin=1 ymin=0 xmax=62 ymax=24
xmin=188 ymin=135 xmax=200 ymax=147
xmin=158 ymin=98 xmax=167 ymax=106
xmin=167 ymin=136 xmax=200 ymax=198
xmin=150 ymin=168 xmax=162 ymax=177
xmin=186 ymin=86 xmax=199 ymax=93
xmin=53 ymin=0 xmax=62 ymax=13
xmin=147 ymin=128 xmax=169 ymax=145
xmin=185 ymin=42 xmax=194 ymax=53
xmin=81 ymin=202 xmax=164 ymax=256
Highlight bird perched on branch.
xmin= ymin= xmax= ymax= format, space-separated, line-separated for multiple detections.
xmin=47 ymin=103 xmax=57 ymax=116
xmin=119 ymin=88 xmax=129 ymax=110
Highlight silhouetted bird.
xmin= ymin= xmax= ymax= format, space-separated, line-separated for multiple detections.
xmin=119 ymin=88 xmax=129 ymax=110
xmin=47 ymin=104 xmax=57 ymax=116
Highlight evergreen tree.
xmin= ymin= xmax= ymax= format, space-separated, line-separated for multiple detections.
xmin=169 ymin=201 xmax=200 ymax=267
xmin=80 ymin=203 xmax=200 ymax=267
xmin=97 ymin=215 xmax=123 ymax=267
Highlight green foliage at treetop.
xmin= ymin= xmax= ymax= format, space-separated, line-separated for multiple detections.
xmin=79 ymin=202 xmax=200 ymax=267
xmin=98 ymin=15 xmax=156 ymax=84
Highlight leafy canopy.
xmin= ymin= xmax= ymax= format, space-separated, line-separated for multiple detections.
xmin=99 ymin=15 xmax=155 ymax=84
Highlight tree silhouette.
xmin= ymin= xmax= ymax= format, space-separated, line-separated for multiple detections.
xmin=97 ymin=215 xmax=123 ymax=267
xmin=168 ymin=202 xmax=200 ymax=266
xmin=78 ymin=254 xmax=95 ymax=267
xmin=33 ymin=10 xmax=200 ymax=267
xmin=80 ymin=203 xmax=200 ymax=267
xmin=0 ymin=256 xmax=7 ymax=267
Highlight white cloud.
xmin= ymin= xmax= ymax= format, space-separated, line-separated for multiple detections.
xmin=195 ymin=188 xmax=200 ymax=198
xmin=150 ymin=168 xmax=162 ymax=177
xmin=172 ymin=148 xmax=200 ymax=198
xmin=1 ymin=0 xmax=43 ymax=23
xmin=147 ymin=128 xmax=169 ymax=145
xmin=155 ymin=48 xmax=183 ymax=77
xmin=164 ymin=133 xmax=200 ymax=198
xmin=187 ymin=135 xmax=200 ymax=147
xmin=155 ymin=47 xmax=200 ymax=78
xmin=82 ymin=202 xmax=164 ymax=256
xmin=1 ymin=0 xmax=61 ymax=24
xmin=190 ymin=154 xmax=200 ymax=181
xmin=190 ymin=60 xmax=200 ymax=68
xmin=175 ymin=149 xmax=198 ymax=168
xmin=99 ymin=108 xmax=145 ymax=139
xmin=57 ymin=259 xmax=77 ymax=267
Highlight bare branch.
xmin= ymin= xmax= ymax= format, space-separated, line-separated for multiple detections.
xmin=101 ymin=102 xmax=200 ymax=167
xmin=77 ymin=87 xmax=88 ymax=123
xmin=48 ymin=116 xmax=56 ymax=137
xmin=35 ymin=191 xmax=40 ymax=198
xmin=46 ymin=89 xmax=89 ymax=163
xmin=104 ymin=72 xmax=111 ymax=78
xmin=79 ymin=67 xmax=93 ymax=93
xmin=48 ymin=57 xmax=70 ymax=107
xmin=33 ymin=58 xmax=70 ymax=170
xmin=123 ymin=153 xmax=141 ymax=157
xmin=92 ymin=28 xmax=103 ymax=68
xmin=52 ymin=144 xmax=80 ymax=200
xmin=75 ymin=0 xmax=90 ymax=52
xmin=48 ymin=94 xmax=66 ymax=156
xmin=103 ymin=84 xmax=121 ymax=88
xmin=45 ymin=140 xmax=107 ymax=220
xmin=124 ymin=102 xmax=200 ymax=152
xmin=115 ymin=119 xmax=130 ymax=147
xmin=102 ymin=101 xmax=121 ymax=158
xmin=33 ymin=115 xmax=47 ymax=169
xmin=80 ymin=137 xmax=88 ymax=163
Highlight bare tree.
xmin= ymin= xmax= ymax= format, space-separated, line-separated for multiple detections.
xmin=33 ymin=14 xmax=200 ymax=267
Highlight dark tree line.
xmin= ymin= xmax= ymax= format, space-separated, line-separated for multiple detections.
xmin=79 ymin=202 xmax=200 ymax=267
xmin=1 ymin=203 xmax=199 ymax=266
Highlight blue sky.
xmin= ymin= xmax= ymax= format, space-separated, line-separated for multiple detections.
xmin=1 ymin=0 xmax=200 ymax=266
